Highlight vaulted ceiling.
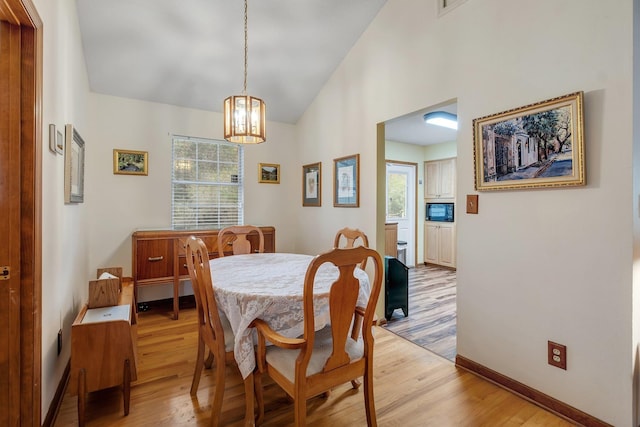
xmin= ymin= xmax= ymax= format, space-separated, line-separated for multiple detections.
xmin=76 ymin=0 xmax=387 ymax=125
xmin=76 ymin=0 xmax=456 ymax=145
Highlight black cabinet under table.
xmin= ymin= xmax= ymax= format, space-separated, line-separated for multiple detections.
xmin=384 ymin=256 xmax=409 ymax=321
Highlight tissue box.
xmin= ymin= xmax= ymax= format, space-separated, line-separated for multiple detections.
xmin=88 ymin=267 xmax=122 ymax=308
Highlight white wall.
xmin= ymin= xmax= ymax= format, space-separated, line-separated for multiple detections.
xmin=86 ymin=94 xmax=298 ymax=301
xmin=37 ymin=0 xmax=91 ymax=419
xmin=633 ymin=0 xmax=640 ymax=418
xmin=295 ymin=0 xmax=634 ymax=425
xmin=424 ymin=140 xmax=457 ymax=161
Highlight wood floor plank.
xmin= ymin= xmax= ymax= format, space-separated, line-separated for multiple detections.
xmin=384 ymin=264 xmax=458 ymax=361
xmin=53 ymin=299 xmax=571 ymax=426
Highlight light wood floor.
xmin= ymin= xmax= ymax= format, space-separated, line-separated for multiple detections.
xmin=54 ymin=300 xmax=572 ymax=426
xmin=384 ymin=264 xmax=457 ymax=361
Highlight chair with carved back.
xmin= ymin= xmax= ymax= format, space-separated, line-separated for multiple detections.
xmin=333 ymin=227 xmax=372 ymax=390
xmin=334 ymin=227 xmax=369 ymax=269
xmin=185 ymin=236 xmax=238 ymax=426
xmin=253 ymin=246 xmax=383 ymax=426
xmin=217 ymin=225 xmax=265 ymax=257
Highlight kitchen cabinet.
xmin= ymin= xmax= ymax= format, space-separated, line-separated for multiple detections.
xmin=425 ymin=158 xmax=456 ymax=200
xmin=424 ymin=222 xmax=456 ymax=268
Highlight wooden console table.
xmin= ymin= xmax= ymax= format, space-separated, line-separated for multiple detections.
xmin=69 ymin=280 xmax=137 ymax=426
xmin=131 ymin=226 xmax=275 ymax=319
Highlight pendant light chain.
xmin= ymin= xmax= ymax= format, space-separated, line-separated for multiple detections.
xmin=243 ymin=0 xmax=248 ymax=95
xmin=223 ymin=0 xmax=266 ymax=144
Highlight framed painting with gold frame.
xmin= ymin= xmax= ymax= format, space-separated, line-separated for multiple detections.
xmin=113 ymin=149 xmax=148 ymax=176
xmin=258 ymin=163 xmax=280 ymax=184
xmin=473 ymin=91 xmax=585 ymax=191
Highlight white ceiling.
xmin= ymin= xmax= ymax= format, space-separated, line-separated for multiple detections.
xmin=76 ymin=0 xmax=452 ymax=146
xmin=385 ymin=102 xmax=458 ymax=146
xmin=76 ymin=0 xmax=387 ymax=125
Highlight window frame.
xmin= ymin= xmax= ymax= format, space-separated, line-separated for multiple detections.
xmin=386 ymin=168 xmax=409 ymax=221
xmin=171 ymin=135 xmax=244 ymax=230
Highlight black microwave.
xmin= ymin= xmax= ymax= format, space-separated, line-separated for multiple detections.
xmin=426 ymin=202 xmax=454 ymax=222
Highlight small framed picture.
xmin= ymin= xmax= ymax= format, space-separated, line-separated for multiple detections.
xmin=113 ymin=149 xmax=148 ymax=175
xmin=333 ymin=154 xmax=359 ymax=207
xmin=56 ymin=130 xmax=64 ymax=153
xmin=259 ymin=163 xmax=280 ymax=184
xmin=48 ymin=124 xmax=58 ymax=154
xmin=302 ymin=162 xmax=321 ymax=206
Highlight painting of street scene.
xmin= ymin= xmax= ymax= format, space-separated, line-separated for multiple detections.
xmin=473 ymin=92 xmax=585 ymax=191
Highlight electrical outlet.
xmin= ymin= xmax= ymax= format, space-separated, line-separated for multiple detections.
xmin=57 ymin=329 xmax=62 ymax=356
xmin=548 ymin=341 xmax=566 ymax=370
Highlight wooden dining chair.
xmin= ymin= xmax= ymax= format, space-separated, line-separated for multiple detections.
xmin=217 ymin=225 xmax=265 ymax=257
xmin=185 ymin=236 xmax=237 ymax=426
xmin=334 ymin=227 xmax=369 ymax=269
xmin=253 ymin=246 xmax=383 ymax=427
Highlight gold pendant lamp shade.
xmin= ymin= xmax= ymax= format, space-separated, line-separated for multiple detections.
xmin=224 ymin=95 xmax=266 ymax=144
xmin=223 ymin=0 xmax=266 ymax=144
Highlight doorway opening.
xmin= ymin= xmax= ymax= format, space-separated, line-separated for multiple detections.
xmin=381 ymin=100 xmax=458 ymax=362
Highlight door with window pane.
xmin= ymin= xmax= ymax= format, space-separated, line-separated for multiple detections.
xmin=386 ymin=162 xmax=416 ymax=266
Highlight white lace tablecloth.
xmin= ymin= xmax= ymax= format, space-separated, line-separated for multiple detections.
xmin=209 ymin=252 xmax=371 ymax=379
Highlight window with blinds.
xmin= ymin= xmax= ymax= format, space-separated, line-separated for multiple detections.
xmin=171 ymin=135 xmax=244 ymax=229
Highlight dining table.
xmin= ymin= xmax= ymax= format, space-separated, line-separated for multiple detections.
xmin=209 ymin=252 xmax=372 ymax=425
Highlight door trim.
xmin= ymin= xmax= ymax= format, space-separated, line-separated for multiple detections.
xmin=385 ymin=159 xmax=418 ymax=266
xmin=0 ymin=1 xmax=42 ymax=425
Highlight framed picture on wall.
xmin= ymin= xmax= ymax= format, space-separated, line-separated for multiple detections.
xmin=258 ymin=163 xmax=280 ymax=183
xmin=113 ymin=149 xmax=148 ymax=175
xmin=333 ymin=154 xmax=359 ymax=207
xmin=302 ymin=162 xmax=321 ymax=206
xmin=473 ymin=91 xmax=585 ymax=191
xmin=56 ymin=129 xmax=64 ymax=154
xmin=64 ymin=124 xmax=85 ymax=204
xmin=49 ymin=124 xmax=64 ymax=155
xmin=48 ymin=124 xmax=57 ymax=154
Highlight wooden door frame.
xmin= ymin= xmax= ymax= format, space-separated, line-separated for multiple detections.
xmin=385 ymin=159 xmax=419 ymax=266
xmin=0 ymin=1 xmax=42 ymax=425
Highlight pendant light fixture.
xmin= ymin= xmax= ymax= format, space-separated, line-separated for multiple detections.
xmin=224 ymin=0 xmax=266 ymax=144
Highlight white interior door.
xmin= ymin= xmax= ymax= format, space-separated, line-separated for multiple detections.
xmin=386 ymin=162 xmax=416 ymax=266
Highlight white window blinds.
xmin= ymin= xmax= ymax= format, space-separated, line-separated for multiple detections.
xmin=171 ymin=135 xmax=244 ymax=229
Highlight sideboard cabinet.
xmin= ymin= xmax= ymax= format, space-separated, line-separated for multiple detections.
xmin=132 ymin=226 xmax=275 ymax=319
